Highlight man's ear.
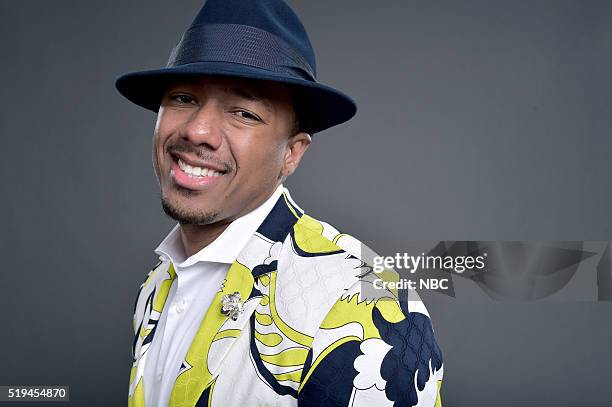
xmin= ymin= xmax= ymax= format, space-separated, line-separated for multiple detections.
xmin=282 ymin=132 xmax=312 ymax=177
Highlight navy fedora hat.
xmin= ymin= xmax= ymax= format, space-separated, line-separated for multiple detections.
xmin=115 ymin=0 xmax=356 ymax=134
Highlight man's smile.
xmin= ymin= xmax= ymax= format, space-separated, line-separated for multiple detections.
xmin=169 ymin=153 xmax=227 ymax=191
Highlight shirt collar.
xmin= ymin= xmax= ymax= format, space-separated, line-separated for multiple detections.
xmin=154 ymin=184 xmax=285 ymax=268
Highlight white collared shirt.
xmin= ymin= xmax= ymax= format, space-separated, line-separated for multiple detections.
xmin=143 ymin=184 xmax=285 ymax=407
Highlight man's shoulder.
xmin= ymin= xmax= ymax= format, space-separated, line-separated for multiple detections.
xmin=274 ymin=211 xmax=389 ymax=309
xmin=290 ymin=212 xmax=374 ymax=265
xmin=281 ymin=211 xmax=433 ymax=316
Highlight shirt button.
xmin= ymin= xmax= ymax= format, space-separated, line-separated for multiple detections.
xmin=176 ymin=297 xmax=188 ymax=313
xmin=156 ymin=372 xmax=162 ymax=381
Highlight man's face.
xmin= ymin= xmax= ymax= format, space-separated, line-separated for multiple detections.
xmin=153 ymin=75 xmax=310 ymax=225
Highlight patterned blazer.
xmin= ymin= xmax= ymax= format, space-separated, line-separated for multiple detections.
xmin=128 ymin=188 xmax=444 ymax=407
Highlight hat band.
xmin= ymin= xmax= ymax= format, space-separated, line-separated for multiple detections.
xmin=167 ymin=23 xmax=316 ymax=82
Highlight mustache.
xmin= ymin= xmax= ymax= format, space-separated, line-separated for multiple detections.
xmin=167 ymin=143 xmax=234 ymax=173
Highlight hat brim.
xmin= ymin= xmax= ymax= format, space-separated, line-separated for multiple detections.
xmin=115 ymin=61 xmax=356 ymax=134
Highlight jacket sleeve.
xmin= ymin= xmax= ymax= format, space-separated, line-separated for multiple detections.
xmin=297 ymin=278 xmax=444 ymax=407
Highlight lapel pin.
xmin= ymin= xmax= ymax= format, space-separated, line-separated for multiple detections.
xmin=221 ymin=291 xmax=244 ymax=321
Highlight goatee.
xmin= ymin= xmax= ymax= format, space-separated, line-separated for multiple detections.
xmin=161 ymin=195 xmax=219 ymax=225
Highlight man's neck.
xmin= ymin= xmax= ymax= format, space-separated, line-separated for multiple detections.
xmin=177 ymin=183 xmax=283 ymax=258
xmin=179 ymin=220 xmax=232 ymax=258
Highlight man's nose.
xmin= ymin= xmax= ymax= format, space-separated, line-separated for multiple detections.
xmin=180 ymin=103 xmax=223 ymax=150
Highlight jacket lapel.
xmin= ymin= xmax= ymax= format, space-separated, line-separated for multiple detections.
xmin=167 ymin=188 xmax=304 ymax=407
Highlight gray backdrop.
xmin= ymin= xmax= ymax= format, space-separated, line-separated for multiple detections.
xmin=1 ymin=0 xmax=611 ymax=405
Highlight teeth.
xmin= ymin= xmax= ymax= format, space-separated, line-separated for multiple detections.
xmin=178 ymin=158 xmax=222 ymax=177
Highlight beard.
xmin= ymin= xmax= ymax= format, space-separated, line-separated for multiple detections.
xmin=160 ymin=192 xmax=219 ymax=225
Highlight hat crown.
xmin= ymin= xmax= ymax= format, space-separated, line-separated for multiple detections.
xmin=187 ymin=0 xmax=316 ymax=77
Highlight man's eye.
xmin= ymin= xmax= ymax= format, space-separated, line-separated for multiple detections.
xmin=172 ymin=95 xmax=195 ymax=105
xmin=234 ymin=110 xmax=261 ymax=122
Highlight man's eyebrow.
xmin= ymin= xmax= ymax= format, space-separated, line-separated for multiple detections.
xmin=225 ymin=87 xmax=273 ymax=112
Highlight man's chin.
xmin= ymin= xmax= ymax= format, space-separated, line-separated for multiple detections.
xmin=161 ymin=198 xmax=218 ymax=225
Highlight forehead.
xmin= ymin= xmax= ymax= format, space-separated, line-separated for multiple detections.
xmin=164 ymin=75 xmax=294 ymax=110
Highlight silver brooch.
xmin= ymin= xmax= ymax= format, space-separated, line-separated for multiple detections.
xmin=221 ymin=291 xmax=244 ymax=321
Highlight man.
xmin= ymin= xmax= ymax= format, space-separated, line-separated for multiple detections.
xmin=116 ymin=1 xmax=444 ymax=406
